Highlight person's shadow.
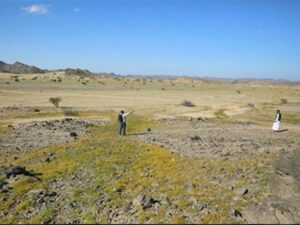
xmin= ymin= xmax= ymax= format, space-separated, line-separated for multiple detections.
xmin=275 ymin=129 xmax=288 ymax=132
xmin=127 ymin=132 xmax=151 ymax=136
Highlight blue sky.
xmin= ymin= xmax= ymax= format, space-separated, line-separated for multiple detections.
xmin=0 ymin=0 xmax=299 ymax=80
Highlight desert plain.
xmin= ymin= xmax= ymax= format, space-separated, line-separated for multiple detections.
xmin=0 ymin=71 xmax=300 ymax=224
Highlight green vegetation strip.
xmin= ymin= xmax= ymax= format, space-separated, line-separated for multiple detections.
xmin=0 ymin=113 xmax=271 ymax=224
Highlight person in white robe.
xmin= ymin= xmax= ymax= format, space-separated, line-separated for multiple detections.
xmin=272 ymin=109 xmax=281 ymax=132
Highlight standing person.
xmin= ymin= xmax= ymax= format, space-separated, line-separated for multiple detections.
xmin=118 ymin=110 xmax=134 ymax=135
xmin=272 ymin=109 xmax=281 ymax=132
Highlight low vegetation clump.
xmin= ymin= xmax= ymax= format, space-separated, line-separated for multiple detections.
xmin=214 ymin=108 xmax=228 ymax=118
xmin=181 ymin=100 xmax=195 ymax=107
xmin=280 ymin=98 xmax=288 ymax=104
xmin=49 ymin=97 xmax=62 ymax=108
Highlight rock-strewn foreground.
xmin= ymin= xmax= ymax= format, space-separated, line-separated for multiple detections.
xmin=0 ymin=115 xmax=299 ymax=224
xmin=244 ymin=149 xmax=300 ymax=224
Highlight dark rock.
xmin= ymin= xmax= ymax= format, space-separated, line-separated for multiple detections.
xmin=0 ymin=181 xmax=8 ymax=189
xmin=132 ymin=194 xmax=160 ymax=210
xmin=5 ymin=166 xmax=31 ymax=178
xmin=44 ymin=157 xmax=51 ymax=163
xmin=229 ymin=208 xmax=243 ymax=218
xmin=46 ymin=191 xmax=57 ymax=197
xmin=191 ymin=135 xmax=201 ymax=141
xmin=70 ymin=132 xmax=78 ymax=137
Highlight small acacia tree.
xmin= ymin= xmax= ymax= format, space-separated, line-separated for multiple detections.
xmin=49 ymin=97 xmax=62 ymax=108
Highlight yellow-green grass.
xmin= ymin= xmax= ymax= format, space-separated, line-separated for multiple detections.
xmin=0 ymin=112 xmax=273 ymax=224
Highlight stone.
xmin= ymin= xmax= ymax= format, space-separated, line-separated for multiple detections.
xmin=5 ymin=166 xmax=31 ymax=178
xmin=235 ymin=188 xmax=248 ymax=196
xmin=195 ymin=203 xmax=208 ymax=211
xmin=243 ymin=203 xmax=279 ymax=224
xmin=70 ymin=132 xmax=78 ymax=137
xmin=229 ymin=208 xmax=242 ymax=218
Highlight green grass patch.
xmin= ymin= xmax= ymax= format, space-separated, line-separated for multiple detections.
xmin=29 ymin=207 xmax=56 ymax=224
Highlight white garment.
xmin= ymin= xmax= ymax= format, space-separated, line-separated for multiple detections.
xmin=122 ymin=112 xmax=131 ymax=122
xmin=272 ymin=121 xmax=280 ymax=131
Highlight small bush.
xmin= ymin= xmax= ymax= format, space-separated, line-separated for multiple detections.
xmin=280 ymin=98 xmax=288 ymax=104
xmin=215 ymin=109 xmax=227 ymax=118
xmin=49 ymin=97 xmax=62 ymax=107
xmin=32 ymin=76 xmax=38 ymax=80
xmin=181 ymin=100 xmax=195 ymax=107
xmin=236 ymin=90 xmax=241 ymax=94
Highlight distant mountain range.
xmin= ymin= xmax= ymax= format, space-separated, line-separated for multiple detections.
xmin=0 ymin=60 xmax=299 ymax=84
xmin=0 ymin=60 xmax=94 ymax=77
xmin=0 ymin=60 xmax=45 ymax=74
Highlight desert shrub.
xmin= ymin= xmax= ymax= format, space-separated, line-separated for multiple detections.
xmin=63 ymin=107 xmax=78 ymax=116
xmin=81 ymin=82 xmax=87 ymax=85
xmin=32 ymin=76 xmax=38 ymax=80
xmin=280 ymin=98 xmax=288 ymax=104
xmin=214 ymin=108 xmax=227 ymax=118
xmin=49 ymin=97 xmax=62 ymax=108
xmin=161 ymin=87 xmax=166 ymax=91
xmin=10 ymin=75 xmax=19 ymax=79
xmin=247 ymin=103 xmax=255 ymax=107
xmin=236 ymin=90 xmax=241 ymax=94
xmin=181 ymin=100 xmax=195 ymax=107
xmin=14 ymin=78 xmax=20 ymax=82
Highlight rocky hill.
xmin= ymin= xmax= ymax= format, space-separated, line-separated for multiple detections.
xmin=63 ymin=68 xmax=93 ymax=76
xmin=0 ymin=61 xmax=45 ymax=74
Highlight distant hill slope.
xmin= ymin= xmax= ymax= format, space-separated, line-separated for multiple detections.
xmin=63 ymin=68 xmax=93 ymax=77
xmin=0 ymin=59 xmax=299 ymax=84
xmin=0 ymin=60 xmax=45 ymax=74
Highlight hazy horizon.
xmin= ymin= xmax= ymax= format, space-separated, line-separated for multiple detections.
xmin=1 ymin=0 xmax=300 ymax=81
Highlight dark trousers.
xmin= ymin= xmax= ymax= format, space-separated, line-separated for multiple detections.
xmin=119 ymin=122 xmax=126 ymax=135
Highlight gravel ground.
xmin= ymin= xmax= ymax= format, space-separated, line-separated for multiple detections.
xmin=0 ymin=118 xmax=109 ymax=153
xmin=134 ymin=118 xmax=300 ymax=158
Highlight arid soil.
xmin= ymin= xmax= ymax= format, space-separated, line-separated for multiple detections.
xmin=135 ymin=118 xmax=299 ymax=158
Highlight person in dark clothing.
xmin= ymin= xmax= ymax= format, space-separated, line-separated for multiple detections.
xmin=118 ymin=110 xmax=133 ymax=135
